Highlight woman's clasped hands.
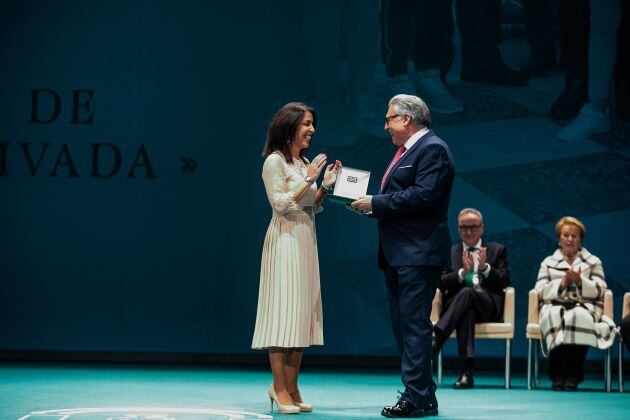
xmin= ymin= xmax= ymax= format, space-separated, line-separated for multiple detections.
xmin=322 ymin=159 xmax=341 ymax=189
xmin=307 ymin=153 xmax=341 ymax=189
xmin=562 ymin=267 xmax=582 ymax=288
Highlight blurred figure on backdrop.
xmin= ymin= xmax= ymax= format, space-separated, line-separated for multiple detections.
xmin=615 ymin=0 xmax=630 ymax=121
xmin=432 ymin=208 xmax=510 ymax=389
xmin=535 ymin=216 xmax=616 ymax=391
xmin=301 ymin=1 xmax=380 ymax=133
xmin=252 ymin=102 xmax=340 ymax=414
xmin=557 ymin=0 xmax=621 ymax=141
xmin=522 ymin=0 xmax=557 ymax=77
xmin=456 ymin=0 xmax=530 ymax=85
xmin=380 ymin=0 xmax=462 ymax=114
xmin=339 ymin=0 xmax=380 ymax=121
xmin=380 ymin=0 xmax=529 ymax=118
xmin=266 ymin=1 xmax=379 ymax=143
xmin=549 ymin=0 xmax=590 ymax=121
xmin=349 ymin=94 xmax=455 ymax=417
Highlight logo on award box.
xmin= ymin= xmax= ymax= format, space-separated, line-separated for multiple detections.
xmin=347 ymin=176 xmax=358 ymax=183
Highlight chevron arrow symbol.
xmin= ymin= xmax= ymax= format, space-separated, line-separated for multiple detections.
xmin=181 ymin=157 xmax=198 ymax=172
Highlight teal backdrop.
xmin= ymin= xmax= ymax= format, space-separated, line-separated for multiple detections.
xmin=1 ymin=0 xmax=628 ymax=362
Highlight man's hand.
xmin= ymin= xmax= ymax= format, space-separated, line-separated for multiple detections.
xmin=349 ymin=195 xmax=373 ymax=215
xmin=461 ymin=250 xmax=473 ymax=276
xmin=478 ymin=247 xmax=487 ymax=271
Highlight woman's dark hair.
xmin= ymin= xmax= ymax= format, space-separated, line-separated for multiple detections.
xmin=262 ymin=102 xmax=317 ymax=164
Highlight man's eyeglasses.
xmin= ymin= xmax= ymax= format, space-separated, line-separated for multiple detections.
xmin=384 ymin=114 xmax=401 ymax=123
xmin=458 ymin=225 xmax=482 ymax=231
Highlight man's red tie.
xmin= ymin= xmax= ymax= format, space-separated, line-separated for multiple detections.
xmin=380 ymin=145 xmax=406 ymax=192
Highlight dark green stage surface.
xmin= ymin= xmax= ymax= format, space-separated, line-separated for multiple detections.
xmin=1 ymin=363 xmax=628 ymax=419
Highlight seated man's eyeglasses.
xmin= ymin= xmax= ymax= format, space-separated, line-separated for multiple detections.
xmin=458 ymin=224 xmax=482 ymax=231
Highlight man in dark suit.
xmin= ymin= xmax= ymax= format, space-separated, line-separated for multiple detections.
xmin=433 ymin=208 xmax=510 ymax=389
xmin=350 ymin=94 xmax=455 ymax=418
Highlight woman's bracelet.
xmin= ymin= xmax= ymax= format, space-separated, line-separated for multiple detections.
xmin=320 ymin=183 xmax=333 ymax=194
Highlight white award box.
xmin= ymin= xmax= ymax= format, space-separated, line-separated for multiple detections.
xmin=328 ymin=166 xmax=371 ymax=204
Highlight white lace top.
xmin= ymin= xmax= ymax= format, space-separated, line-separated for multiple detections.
xmin=262 ymin=152 xmax=323 ymax=216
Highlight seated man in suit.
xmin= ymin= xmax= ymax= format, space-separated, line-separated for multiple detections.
xmin=432 ymin=208 xmax=510 ymax=388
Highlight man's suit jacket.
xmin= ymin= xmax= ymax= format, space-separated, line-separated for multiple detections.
xmin=372 ymin=130 xmax=455 ymax=269
xmin=440 ymin=241 xmax=511 ymax=309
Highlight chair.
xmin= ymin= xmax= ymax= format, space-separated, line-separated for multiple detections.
xmin=430 ymin=287 xmax=515 ymax=389
xmin=620 ymin=292 xmax=629 ymax=393
xmin=526 ymin=288 xmax=613 ymax=392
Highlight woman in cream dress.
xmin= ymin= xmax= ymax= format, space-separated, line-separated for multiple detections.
xmin=535 ymin=216 xmax=615 ymax=390
xmin=252 ymin=102 xmax=339 ymax=414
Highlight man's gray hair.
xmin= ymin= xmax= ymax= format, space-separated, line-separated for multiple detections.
xmin=458 ymin=208 xmax=484 ymax=223
xmin=389 ymin=94 xmax=431 ymax=128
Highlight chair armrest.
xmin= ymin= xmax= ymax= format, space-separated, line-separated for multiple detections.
xmin=431 ymin=289 xmax=443 ymax=324
xmin=623 ymin=292 xmax=630 ymax=319
xmin=604 ymin=289 xmax=613 ymax=319
xmin=503 ymin=287 xmax=515 ymax=325
xmin=528 ymin=289 xmax=539 ymax=324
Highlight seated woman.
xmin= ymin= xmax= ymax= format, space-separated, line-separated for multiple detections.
xmin=535 ymin=216 xmax=615 ymax=391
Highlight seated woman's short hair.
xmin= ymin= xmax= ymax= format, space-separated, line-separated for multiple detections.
xmin=555 ymin=216 xmax=586 ymax=238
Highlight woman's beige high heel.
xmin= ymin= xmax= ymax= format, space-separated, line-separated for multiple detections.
xmin=293 ymin=402 xmax=313 ymax=412
xmin=289 ymin=390 xmax=313 ymax=412
xmin=268 ymin=384 xmax=300 ymax=414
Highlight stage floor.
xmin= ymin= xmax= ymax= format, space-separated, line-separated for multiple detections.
xmin=0 ymin=363 xmax=628 ymax=419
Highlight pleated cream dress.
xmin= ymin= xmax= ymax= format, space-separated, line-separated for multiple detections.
xmin=252 ymin=152 xmax=324 ymax=349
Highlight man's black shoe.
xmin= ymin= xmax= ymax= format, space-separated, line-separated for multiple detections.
xmin=564 ymin=377 xmax=578 ymax=391
xmin=453 ymin=371 xmax=475 ymax=389
xmin=423 ymin=402 xmax=438 ymax=416
xmin=550 ymin=77 xmax=587 ymax=121
xmin=381 ymin=400 xmax=425 ymax=418
xmin=461 ymin=62 xmax=530 ymax=86
xmin=551 ymin=377 xmax=564 ymax=391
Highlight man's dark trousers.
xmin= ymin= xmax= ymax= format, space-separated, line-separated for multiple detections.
xmin=385 ymin=264 xmax=441 ymax=408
